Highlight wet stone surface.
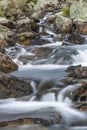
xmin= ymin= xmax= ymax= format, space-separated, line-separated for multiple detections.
xmin=0 ymin=71 xmax=33 ymax=99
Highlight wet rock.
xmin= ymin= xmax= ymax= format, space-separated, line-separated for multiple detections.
xmin=74 ymin=101 xmax=87 ymax=111
xmin=54 ymin=12 xmax=73 ymax=34
xmin=18 ymin=46 xmax=53 ymax=64
xmin=66 ymin=65 xmax=87 ymax=79
xmin=68 ymin=81 xmax=87 ymax=103
xmin=0 ymin=108 xmax=62 ymax=127
xmin=63 ymin=77 xmax=74 ymax=85
xmin=0 ymin=52 xmax=18 ymax=73
xmin=0 ymin=71 xmax=32 ymax=99
xmin=63 ymin=33 xmax=86 ymax=45
xmin=19 ymin=39 xmax=31 ymax=46
xmin=0 ymin=48 xmax=5 ymax=53
xmin=0 ymin=117 xmax=61 ymax=127
xmin=18 ymin=55 xmax=34 ymax=64
xmin=57 ymin=35 xmax=64 ymax=41
xmin=31 ymin=47 xmax=53 ymax=58
xmin=76 ymin=23 xmax=87 ymax=35
xmin=30 ymin=38 xmax=51 ymax=45
xmin=0 ymin=118 xmax=34 ymax=127
xmin=65 ymin=65 xmax=87 ymax=108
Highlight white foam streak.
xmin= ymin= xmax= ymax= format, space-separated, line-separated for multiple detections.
xmin=18 ymin=64 xmax=68 ymax=71
xmin=41 ymin=93 xmax=56 ymax=101
xmin=58 ymin=84 xmax=81 ymax=103
xmin=42 ymin=41 xmax=62 ymax=47
xmin=0 ymin=101 xmax=85 ymax=122
xmin=73 ymin=49 xmax=87 ymax=66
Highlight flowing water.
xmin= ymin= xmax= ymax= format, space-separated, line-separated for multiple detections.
xmin=1 ymin=12 xmax=87 ymax=130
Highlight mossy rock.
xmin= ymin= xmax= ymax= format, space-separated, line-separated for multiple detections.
xmin=70 ymin=1 xmax=87 ymax=22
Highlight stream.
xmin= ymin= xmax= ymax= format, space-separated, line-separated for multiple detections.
xmin=1 ymin=12 xmax=87 ymax=130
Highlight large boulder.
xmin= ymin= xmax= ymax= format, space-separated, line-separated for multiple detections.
xmin=0 ymin=0 xmax=27 ymax=9
xmin=0 ymin=71 xmax=32 ymax=99
xmin=0 ymin=24 xmax=15 ymax=48
xmin=70 ymin=1 xmax=87 ymax=23
xmin=54 ymin=12 xmax=73 ymax=34
xmin=34 ymin=0 xmax=58 ymax=10
xmin=0 ymin=52 xmax=18 ymax=73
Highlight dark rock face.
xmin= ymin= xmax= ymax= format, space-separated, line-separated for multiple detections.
xmin=0 ymin=52 xmax=18 ymax=73
xmin=63 ymin=33 xmax=86 ymax=45
xmin=76 ymin=23 xmax=87 ymax=35
xmin=69 ymin=81 xmax=87 ymax=102
xmin=66 ymin=65 xmax=87 ymax=79
xmin=0 ymin=71 xmax=33 ymax=99
xmin=31 ymin=47 xmax=53 ymax=58
xmin=0 ymin=116 xmax=61 ymax=127
xmin=62 ymin=65 xmax=87 ymax=111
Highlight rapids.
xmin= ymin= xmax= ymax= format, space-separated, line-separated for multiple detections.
xmin=1 ymin=12 xmax=87 ymax=130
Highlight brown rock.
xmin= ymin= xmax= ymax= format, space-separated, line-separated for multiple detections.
xmin=66 ymin=65 xmax=87 ymax=79
xmin=67 ymin=33 xmax=86 ymax=44
xmin=0 ymin=52 xmax=18 ymax=73
xmin=18 ymin=55 xmax=34 ymax=65
xmin=54 ymin=12 xmax=73 ymax=34
xmin=0 ymin=71 xmax=32 ymax=99
xmin=76 ymin=23 xmax=87 ymax=35
xmin=31 ymin=47 xmax=53 ymax=58
xmin=19 ymin=39 xmax=31 ymax=46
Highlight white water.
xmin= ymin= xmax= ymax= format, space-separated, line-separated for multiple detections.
xmin=58 ymin=84 xmax=82 ymax=103
xmin=0 ymin=101 xmax=85 ymax=123
xmin=3 ymin=12 xmax=87 ymax=129
xmin=73 ymin=49 xmax=87 ymax=66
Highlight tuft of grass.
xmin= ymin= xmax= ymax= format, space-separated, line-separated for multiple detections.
xmin=20 ymin=36 xmax=25 ymax=41
xmin=27 ymin=0 xmax=38 ymax=4
xmin=62 ymin=6 xmax=70 ymax=17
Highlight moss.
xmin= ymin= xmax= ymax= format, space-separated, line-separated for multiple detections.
xmin=20 ymin=36 xmax=25 ymax=41
xmin=62 ymin=6 xmax=70 ymax=17
xmin=27 ymin=0 xmax=38 ymax=4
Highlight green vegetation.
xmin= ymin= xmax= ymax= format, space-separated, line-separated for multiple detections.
xmin=20 ymin=36 xmax=25 ymax=41
xmin=27 ymin=0 xmax=38 ymax=4
xmin=62 ymin=6 xmax=70 ymax=17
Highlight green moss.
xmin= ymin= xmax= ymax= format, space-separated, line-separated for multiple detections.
xmin=27 ymin=0 xmax=38 ymax=4
xmin=20 ymin=36 xmax=25 ymax=41
xmin=62 ymin=6 xmax=70 ymax=17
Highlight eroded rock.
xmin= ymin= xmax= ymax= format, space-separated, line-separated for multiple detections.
xmin=0 ymin=52 xmax=18 ymax=73
xmin=0 ymin=71 xmax=32 ymax=99
xmin=63 ymin=33 xmax=86 ymax=45
xmin=54 ymin=12 xmax=73 ymax=34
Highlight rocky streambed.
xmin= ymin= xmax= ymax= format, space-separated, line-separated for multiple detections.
xmin=0 ymin=0 xmax=87 ymax=130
